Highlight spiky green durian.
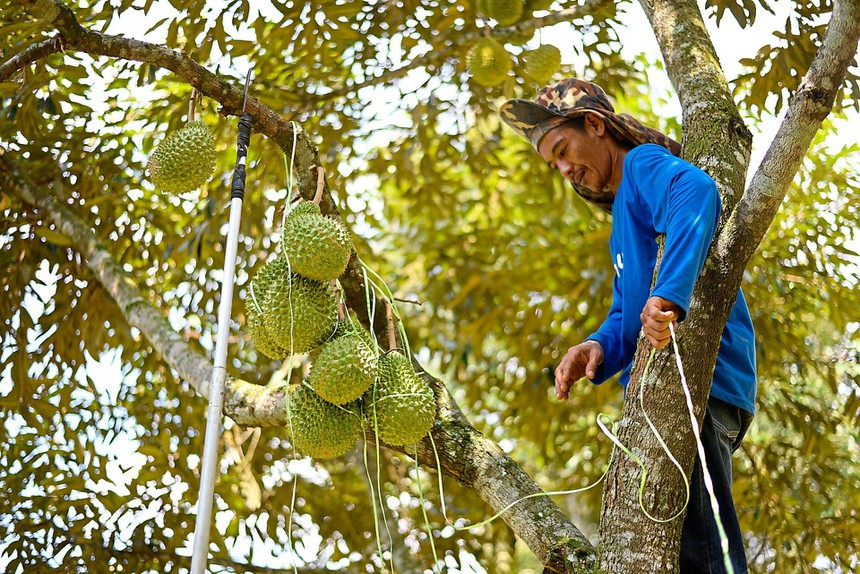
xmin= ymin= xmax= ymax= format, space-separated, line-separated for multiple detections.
xmin=486 ymin=0 xmax=524 ymax=26
xmin=467 ymin=39 xmax=513 ymax=87
xmin=523 ymin=44 xmax=562 ymax=83
xmin=246 ymin=258 xmax=291 ymax=359
xmin=148 ymin=120 xmax=216 ymax=194
xmin=332 ymin=316 xmax=378 ymax=354
xmin=287 ymin=383 xmax=362 ymax=459
xmin=308 ymin=330 xmax=377 ymax=405
xmin=365 ymin=351 xmax=436 ymax=446
xmin=246 ymin=297 xmax=291 ymax=359
xmin=281 ymin=201 xmax=353 ymax=281
xmin=257 ymin=257 xmax=339 ymax=354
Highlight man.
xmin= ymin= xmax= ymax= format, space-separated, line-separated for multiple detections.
xmin=500 ymin=78 xmax=757 ymax=574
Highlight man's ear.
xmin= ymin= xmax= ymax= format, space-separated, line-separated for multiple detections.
xmin=584 ymin=112 xmax=606 ymax=137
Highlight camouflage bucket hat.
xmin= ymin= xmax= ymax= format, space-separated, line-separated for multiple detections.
xmin=499 ymin=78 xmax=681 ymax=156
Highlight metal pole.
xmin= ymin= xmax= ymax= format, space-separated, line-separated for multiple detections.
xmin=190 ymin=70 xmax=253 ymax=574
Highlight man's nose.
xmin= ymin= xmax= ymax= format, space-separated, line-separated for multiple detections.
xmin=558 ymin=160 xmax=574 ymax=181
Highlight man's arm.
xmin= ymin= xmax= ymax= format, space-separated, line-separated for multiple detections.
xmin=636 ymin=147 xmax=722 ymax=347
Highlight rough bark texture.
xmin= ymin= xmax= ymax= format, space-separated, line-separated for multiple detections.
xmin=2 ymin=158 xmax=594 ymax=569
xmin=0 ymin=37 xmax=59 ymax=81
xmin=597 ymin=1 xmax=860 ymax=573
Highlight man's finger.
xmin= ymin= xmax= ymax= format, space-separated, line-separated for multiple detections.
xmin=642 ymin=325 xmax=670 ymax=342
xmin=556 ymin=380 xmax=570 ymax=400
xmin=649 ymin=335 xmax=670 ymax=350
xmin=585 ymin=349 xmax=601 ymax=379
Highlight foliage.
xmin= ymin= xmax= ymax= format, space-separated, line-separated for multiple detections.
xmin=0 ymin=0 xmax=858 ymax=573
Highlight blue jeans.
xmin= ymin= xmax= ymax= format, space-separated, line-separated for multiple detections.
xmin=679 ymin=397 xmax=753 ymax=574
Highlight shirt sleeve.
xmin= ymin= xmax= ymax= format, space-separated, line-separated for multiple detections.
xmin=633 ymin=146 xmax=722 ymax=321
xmin=584 ymin=272 xmax=625 ymax=385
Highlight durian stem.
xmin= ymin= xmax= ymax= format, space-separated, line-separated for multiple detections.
xmin=312 ymin=165 xmax=325 ymax=205
xmin=188 ymin=88 xmax=198 ymax=122
xmin=332 ymin=279 xmax=345 ymax=320
xmin=386 ymin=302 xmax=396 ymax=351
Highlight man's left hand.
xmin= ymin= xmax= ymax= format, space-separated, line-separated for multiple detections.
xmin=640 ymin=296 xmax=681 ymax=349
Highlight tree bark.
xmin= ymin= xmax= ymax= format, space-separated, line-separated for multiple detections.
xmin=1 ymin=157 xmax=595 ymax=571
xmin=0 ymin=37 xmax=59 ymax=81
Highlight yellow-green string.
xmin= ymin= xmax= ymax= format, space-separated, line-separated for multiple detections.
xmin=364 ymin=269 xmax=397 ymax=574
xmin=280 ymin=124 xmax=301 ymax=573
xmin=636 ymin=346 xmax=690 ymax=523
xmin=413 ymin=447 xmax=441 ymax=573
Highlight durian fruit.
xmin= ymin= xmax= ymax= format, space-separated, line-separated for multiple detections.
xmin=366 ymin=351 xmax=436 ymax=446
xmin=287 ymin=383 xmax=362 ymax=459
xmin=148 ymin=120 xmax=216 ymax=194
xmin=257 ymin=257 xmax=339 ymax=355
xmin=246 ymin=259 xmax=291 ymax=359
xmin=486 ymin=0 xmax=524 ymax=26
xmin=308 ymin=327 xmax=377 ymax=405
xmin=332 ymin=316 xmax=378 ymax=355
xmin=467 ymin=39 xmax=513 ymax=87
xmin=523 ymin=45 xmax=562 ymax=84
xmin=281 ymin=201 xmax=353 ymax=281
xmin=247 ymin=297 xmax=290 ymax=359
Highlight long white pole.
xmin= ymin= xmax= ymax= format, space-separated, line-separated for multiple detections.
xmin=189 ymin=196 xmax=244 ymax=574
xmin=190 ymin=72 xmax=253 ymax=574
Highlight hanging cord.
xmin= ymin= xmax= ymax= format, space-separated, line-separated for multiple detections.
xmin=668 ymin=322 xmax=734 ymax=574
xmin=338 ymin=255 xmax=731 ymax=569
xmin=280 ymin=122 xmax=300 ymax=574
xmin=423 ymin=325 xmax=731 ymax=574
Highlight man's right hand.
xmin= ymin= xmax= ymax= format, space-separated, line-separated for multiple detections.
xmin=554 ymin=340 xmax=605 ymax=401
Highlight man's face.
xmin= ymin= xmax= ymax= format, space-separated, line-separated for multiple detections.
xmin=536 ymin=117 xmax=617 ymax=200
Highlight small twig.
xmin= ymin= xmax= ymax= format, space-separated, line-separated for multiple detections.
xmin=393 ymin=296 xmax=424 ymax=306
xmin=312 ymin=165 xmax=325 ymax=205
xmin=386 ymin=302 xmax=397 ymax=351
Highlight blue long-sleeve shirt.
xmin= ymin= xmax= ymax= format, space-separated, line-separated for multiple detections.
xmin=585 ymin=144 xmax=757 ymax=415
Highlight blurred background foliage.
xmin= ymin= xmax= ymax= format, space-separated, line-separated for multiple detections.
xmin=0 ymin=0 xmax=858 ymax=572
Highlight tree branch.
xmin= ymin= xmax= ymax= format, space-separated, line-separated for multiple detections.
xmin=597 ymin=2 xmax=860 ymax=573
xmin=1 ymin=156 xmax=595 ymax=571
xmin=11 ymin=0 xmax=323 ymax=200
xmin=0 ymin=38 xmax=59 ymax=82
xmin=721 ymin=0 xmax=860 ymax=265
xmin=0 ymin=154 xmax=215 ymax=399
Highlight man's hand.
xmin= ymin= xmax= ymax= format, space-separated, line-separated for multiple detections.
xmin=554 ymin=340 xmax=604 ymax=401
xmin=640 ymin=296 xmax=682 ymax=349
